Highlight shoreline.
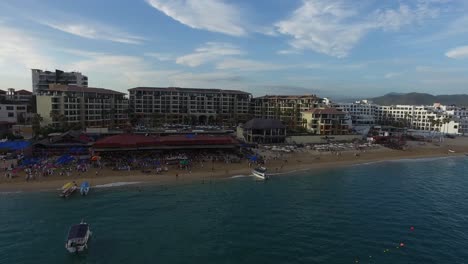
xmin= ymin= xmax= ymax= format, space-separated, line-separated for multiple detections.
xmin=2 ymin=143 xmax=467 ymax=193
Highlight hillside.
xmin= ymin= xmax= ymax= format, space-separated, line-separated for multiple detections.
xmin=369 ymin=93 xmax=468 ymax=106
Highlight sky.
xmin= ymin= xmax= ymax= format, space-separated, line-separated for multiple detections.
xmin=0 ymin=0 xmax=467 ymax=99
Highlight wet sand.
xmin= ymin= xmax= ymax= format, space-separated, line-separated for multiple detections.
xmin=1 ymin=137 xmax=468 ymax=192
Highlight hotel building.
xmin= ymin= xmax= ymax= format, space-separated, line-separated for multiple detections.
xmin=251 ymin=95 xmax=324 ymax=129
xmin=128 ymin=87 xmax=252 ymax=125
xmin=334 ymin=99 xmax=468 ymax=135
xmin=36 ymin=84 xmax=128 ymax=128
xmin=301 ymin=108 xmax=350 ymax=135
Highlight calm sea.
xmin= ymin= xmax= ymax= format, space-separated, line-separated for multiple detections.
xmin=1 ymin=156 xmax=468 ymax=264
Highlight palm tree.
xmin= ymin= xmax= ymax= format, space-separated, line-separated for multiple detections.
xmin=58 ymin=114 xmax=68 ymax=131
xmin=442 ymin=117 xmax=451 ymax=135
xmin=31 ymin=114 xmax=43 ymax=138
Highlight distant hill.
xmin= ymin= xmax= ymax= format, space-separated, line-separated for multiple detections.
xmin=369 ymin=93 xmax=468 ymax=106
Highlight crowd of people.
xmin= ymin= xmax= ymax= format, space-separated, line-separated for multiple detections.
xmin=2 ymin=149 xmax=246 ymax=181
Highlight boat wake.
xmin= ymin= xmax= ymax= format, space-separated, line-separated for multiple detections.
xmin=229 ymin=175 xmax=249 ymax=179
xmin=94 ymin=182 xmax=141 ymax=188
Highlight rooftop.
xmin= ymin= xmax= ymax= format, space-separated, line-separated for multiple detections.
xmin=93 ymin=134 xmax=239 ymax=149
xmin=67 ymin=224 xmax=89 ymax=240
xmin=47 ymin=84 xmax=124 ymax=95
xmin=129 ymin=87 xmax=250 ymax=95
xmin=304 ymin=108 xmax=345 ymax=115
xmin=242 ymin=118 xmax=286 ymax=130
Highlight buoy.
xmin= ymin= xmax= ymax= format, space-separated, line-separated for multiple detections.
xmin=400 ymin=242 xmax=405 ymax=247
xmin=410 ymin=226 xmax=415 ymax=231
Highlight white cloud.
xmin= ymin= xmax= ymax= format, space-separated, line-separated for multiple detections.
xmin=445 ymin=45 xmax=468 ymax=59
xmin=275 ymin=0 xmax=445 ymax=58
xmin=146 ymin=0 xmax=246 ymax=36
xmin=384 ymin=72 xmax=402 ymax=79
xmin=145 ymin=52 xmax=174 ymax=61
xmin=277 ymin=49 xmax=301 ymax=55
xmin=216 ymin=58 xmax=286 ymax=71
xmin=39 ymin=20 xmax=144 ymax=44
xmin=0 ymin=24 xmax=54 ymax=72
xmin=176 ymin=42 xmax=244 ymax=67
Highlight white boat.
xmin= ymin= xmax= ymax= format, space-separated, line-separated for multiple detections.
xmin=65 ymin=221 xmax=92 ymax=253
xmin=448 ymin=149 xmax=456 ymax=153
xmin=252 ymin=167 xmax=269 ymax=180
xmin=60 ymin=182 xmax=77 ymax=198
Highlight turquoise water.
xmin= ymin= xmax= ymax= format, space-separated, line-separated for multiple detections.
xmin=1 ymin=157 xmax=468 ymax=263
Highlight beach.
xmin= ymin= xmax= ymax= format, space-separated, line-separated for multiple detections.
xmin=2 ymin=137 xmax=468 ymax=192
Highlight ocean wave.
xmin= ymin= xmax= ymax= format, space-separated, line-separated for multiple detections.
xmin=94 ymin=182 xmax=141 ymax=188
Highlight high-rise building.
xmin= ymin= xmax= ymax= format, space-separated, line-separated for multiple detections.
xmin=31 ymin=69 xmax=88 ymax=94
xmin=251 ymin=95 xmax=324 ymax=129
xmin=35 ymin=84 xmax=128 ymax=129
xmin=128 ymin=87 xmax=252 ymax=125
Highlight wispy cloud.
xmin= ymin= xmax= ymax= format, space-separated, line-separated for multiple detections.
xmin=275 ymin=0 xmax=445 ymax=58
xmin=445 ymin=45 xmax=468 ymax=59
xmin=0 ymin=23 xmax=54 ymax=71
xmin=146 ymin=0 xmax=246 ymax=36
xmin=176 ymin=42 xmax=244 ymax=67
xmin=216 ymin=58 xmax=286 ymax=71
xmin=384 ymin=72 xmax=402 ymax=79
xmin=144 ymin=52 xmax=174 ymax=61
xmin=277 ymin=49 xmax=301 ymax=55
xmin=38 ymin=20 xmax=144 ymax=44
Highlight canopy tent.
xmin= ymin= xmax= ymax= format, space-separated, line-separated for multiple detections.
xmin=20 ymin=157 xmax=41 ymax=166
xmin=0 ymin=141 xmax=31 ymax=151
xmin=247 ymin=155 xmax=260 ymax=162
xmin=56 ymin=154 xmax=75 ymax=165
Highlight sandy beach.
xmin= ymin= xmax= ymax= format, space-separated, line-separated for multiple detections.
xmin=2 ymin=137 xmax=468 ymax=193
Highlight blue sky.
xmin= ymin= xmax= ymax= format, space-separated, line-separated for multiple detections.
xmin=0 ymin=0 xmax=467 ymax=99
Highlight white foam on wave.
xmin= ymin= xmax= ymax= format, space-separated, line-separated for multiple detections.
xmin=94 ymin=182 xmax=141 ymax=188
xmin=355 ymin=156 xmax=457 ymax=167
xmin=229 ymin=175 xmax=249 ymax=179
xmin=0 ymin=191 xmax=23 ymax=195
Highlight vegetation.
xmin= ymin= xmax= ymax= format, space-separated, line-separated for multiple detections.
xmin=371 ymin=92 xmax=468 ymax=106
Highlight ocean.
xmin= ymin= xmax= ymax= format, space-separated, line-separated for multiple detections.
xmin=1 ymin=156 xmax=468 ymax=263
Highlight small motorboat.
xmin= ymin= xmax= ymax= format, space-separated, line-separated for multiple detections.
xmin=65 ymin=220 xmax=92 ymax=253
xmin=252 ymin=166 xmax=269 ymax=180
xmin=80 ymin=182 xmax=90 ymax=196
xmin=448 ymin=149 xmax=456 ymax=153
xmin=60 ymin=182 xmax=77 ymax=198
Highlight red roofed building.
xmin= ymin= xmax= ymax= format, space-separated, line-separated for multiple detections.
xmin=301 ymin=108 xmax=350 ymax=135
xmin=92 ymin=134 xmax=239 ymax=151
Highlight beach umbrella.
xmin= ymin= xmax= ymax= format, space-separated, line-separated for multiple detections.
xmin=247 ymin=155 xmax=258 ymax=162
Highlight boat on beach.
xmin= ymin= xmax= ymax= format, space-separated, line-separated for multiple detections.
xmin=80 ymin=182 xmax=90 ymax=196
xmin=252 ymin=166 xmax=269 ymax=180
xmin=60 ymin=182 xmax=77 ymax=198
xmin=448 ymin=149 xmax=456 ymax=153
xmin=65 ymin=220 xmax=92 ymax=253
